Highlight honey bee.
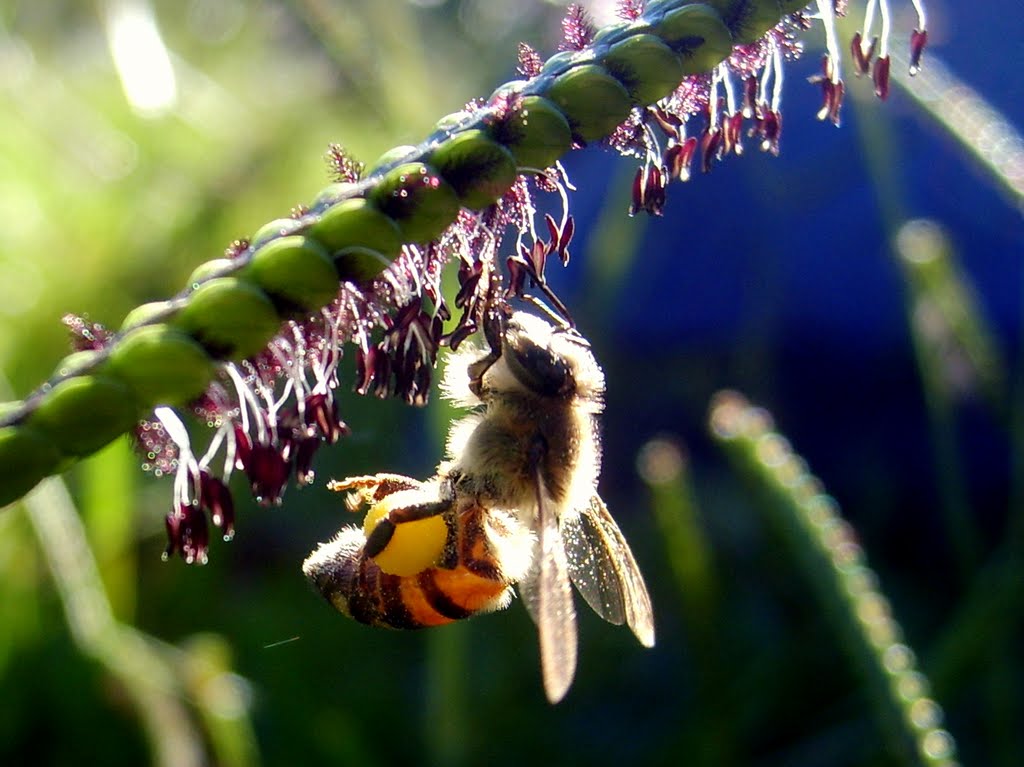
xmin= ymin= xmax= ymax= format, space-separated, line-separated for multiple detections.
xmin=303 ymin=309 xmax=655 ymax=702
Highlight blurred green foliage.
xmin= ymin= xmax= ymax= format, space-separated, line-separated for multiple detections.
xmin=1 ymin=2 xmax=1022 ymax=766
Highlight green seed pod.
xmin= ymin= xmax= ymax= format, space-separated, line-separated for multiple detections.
xmin=26 ymin=374 xmax=142 ymax=458
xmin=369 ymin=162 xmax=460 ymax=244
xmin=187 ymin=258 xmax=237 ymax=290
xmin=432 ymin=110 xmax=476 ymax=136
xmin=310 ymin=182 xmax=359 ymax=210
xmin=0 ymin=424 xmax=62 ymax=507
xmin=428 ymin=130 xmax=517 ymax=210
xmin=591 ymin=20 xmax=633 ymax=49
xmin=173 ymin=277 xmax=281 ymax=360
xmin=307 ymin=197 xmax=403 ymax=282
xmin=488 ymin=80 xmax=527 ymax=101
xmin=106 ymin=325 xmax=215 ymax=407
xmin=536 ymin=49 xmax=585 ymax=79
xmin=370 ymin=144 xmax=419 ymax=172
xmin=490 ymin=95 xmax=572 ymax=171
xmin=601 ymin=34 xmax=685 ymax=105
xmin=250 ymin=217 xmax=304 ymax=250
xmin=333 ymin=247 xmax=397 ymax=283
xmin=651 ymin=2 xmax=734 ymax=75
xmin=705 ymin=0 xmax=783 ymax=45
xmin=120 ymin=300 xmax=180 ymax=333
xmin=243 ymin=235 xmax=339 ymax=318
xmin=54 ymin=350 xmax=103 ymax=379
xmin=545 ymin=64 xmax=633 ymax=144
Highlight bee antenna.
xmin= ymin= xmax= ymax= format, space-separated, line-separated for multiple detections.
xmin=522 ymin=294 xmax=575 ymax=330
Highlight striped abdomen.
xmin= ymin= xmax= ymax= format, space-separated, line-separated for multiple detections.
xmin=304 ymin=506 xmax=514 ymax=629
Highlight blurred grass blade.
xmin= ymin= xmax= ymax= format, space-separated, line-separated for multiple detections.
xmin=425 ymin=626 xmax=469 ymax=767
xmin=894 ymin=219 xmax=1003 ymax=574
xmin=181 ymin=634 xmax=260 ymax=767
xmin=709 ymin=391 xmax=959 ymax=767
xmin=80 ymin=438 xmax=137 ymax=620
xmin=892 ymin=52 xmax=1024 ymax=211
xmin=23 ymin=473 xmax=207 ymax=767
xmin=637 ymin=436 xmax=718 ymax=632
xmin=896 ymin=219 xmax=1007 ymax=416
xmin=4 ymin=367 xmax=258 ymax=767
xmin=637 ymin=436 xmax=733 ymax=767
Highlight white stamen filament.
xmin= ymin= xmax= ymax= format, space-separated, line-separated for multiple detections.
xmin=158 ymin=400 xmax=199 ymax=508
xmin=198 ymin=421 xmax=230 ymax=473
xmin=315 ymin=306 xmax=343 ymax=391
xmin=862 ymin=0 xmax=879 ymax=55
xmin=722 ymin=67 xmax=738 ymax=116
xmin=771 ymin=42 xmax=785 ymax=111
xmin=347 ymin=297 xmax=370 ymax=354
xmin=641 ymin=119 xmax=662 ymax=167
xmin=758 ymin=51 xmax=773 ymax=108
xmin=878 ymin=0 xmax=892 ymax=59
xmin=518 ymin=180 xmax=540 ymax=255
xmin=909 ymin=0 xmax=927 ymax=29
xmin=553 ymin=161 xmax=575 ymax=235
xmin=224 ymin=363 xmax=266 ymax=442
xmin=709 ymin=66 xmax=722 ymax=125
xmin=815 ymin=0 xmax=842 ymax=83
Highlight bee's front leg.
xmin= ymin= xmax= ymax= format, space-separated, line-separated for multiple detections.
xmin=327 ymin=473 xmax=424 ymax=500
xmin=466 ymin=306 xmax=509 ymax=397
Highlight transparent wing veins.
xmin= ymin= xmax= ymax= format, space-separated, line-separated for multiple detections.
xmin=518 ymin=466 xmax=578 ymax=704
xmin=561 ymin=509 xmax=627 ymax=626
xmin=564 ymin=495 xmax=655 ymax=648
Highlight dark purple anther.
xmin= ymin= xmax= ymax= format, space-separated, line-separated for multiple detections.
xmin=244 ymin=443 xmax=291 ymax=506
xmin=850 ymin=33 xmax=878 ymax=76
xmin=306 ymin=392 xmax=345 ymax=444
xmin=164 ymin=502 xmax=209 ymax=565
xmin=909 ymin=29 xmax=927 ymax=75
xmin=650 ymin=106 xmax=682 ymax=138
xmin=872 ymin=56 xmax=891 ymax=101
xmin=701 ymin=129 xmax=722 ymax=174
xmin=199 ymin=470 xmax=236 ymax=539
xmin=233 ymin=424 xmax=252 ymax=472
xmin=723 ymin=113 xmax=744 ymax=157
xmin=294 ymin=437 xmax=320 ymax=487
xmin=628 ymin=166 xmax=645 ymax=217
xmin=759 ymin=108 xmax=782 ymax=156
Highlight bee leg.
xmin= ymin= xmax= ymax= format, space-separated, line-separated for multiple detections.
xmin=364 ymin=497 xmax=453 ymax=558
xmin=327 ymin=473 xmax=423 ymax=497
xmin=467 ymin=306 xmax=509 ymax=397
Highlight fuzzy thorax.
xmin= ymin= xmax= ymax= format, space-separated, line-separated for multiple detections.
xmin=439 ymin=311 xmax=604 ymax=516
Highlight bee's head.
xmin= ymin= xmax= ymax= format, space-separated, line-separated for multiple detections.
xmin=502 ymin=316 xmax=576 ymax=397
xmin=497 ymin=312 xmax=604 ymax=403
xmin=442 ymin=310 xmax=604 ymax=409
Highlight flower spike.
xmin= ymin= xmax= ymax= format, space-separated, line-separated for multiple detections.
xmin=0 ymin=0 xmax=931 ymax=559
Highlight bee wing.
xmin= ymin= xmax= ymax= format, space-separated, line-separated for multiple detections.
xmin=517 ymin=475 xmax=578 ymax=704
xmin=562 ymin=495 xmax=655 ymax=648
xmin=560 ymin=509 xmax=626 ymax=624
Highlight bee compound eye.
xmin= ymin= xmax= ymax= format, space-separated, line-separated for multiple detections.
xmin=505 ymin=331 xmax=574 ymax=397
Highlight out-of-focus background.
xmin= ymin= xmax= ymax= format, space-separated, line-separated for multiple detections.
xmin=1 ymin=1 xmax=1022 ymax=765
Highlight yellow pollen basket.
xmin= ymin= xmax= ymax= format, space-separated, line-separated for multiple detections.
xmin=362 ymin=498 xmax=447 ymax=576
